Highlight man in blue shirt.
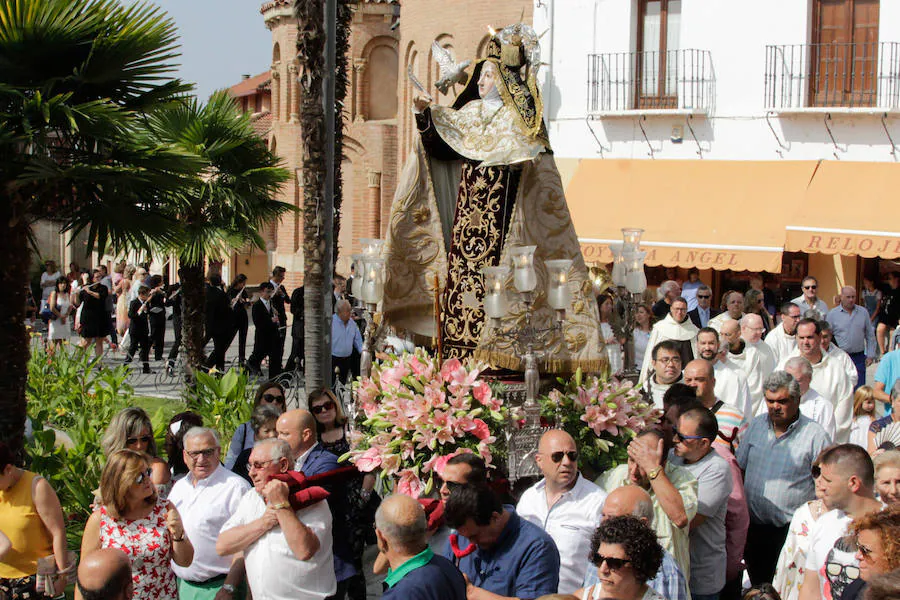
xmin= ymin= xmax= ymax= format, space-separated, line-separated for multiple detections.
xmin=444 ymin=484 xmax=560 ymax=600
xmin=332 ymin=298 xmax=363 ymax=384
xmin=378 ymin=494 xmax=466 ymax=600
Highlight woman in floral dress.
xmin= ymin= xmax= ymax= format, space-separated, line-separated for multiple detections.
xmin=80 ymin=449 xmax=193 ymax=599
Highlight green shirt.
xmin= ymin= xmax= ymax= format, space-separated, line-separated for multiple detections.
xmin=384 ymin=547 xmax=434 ymax=588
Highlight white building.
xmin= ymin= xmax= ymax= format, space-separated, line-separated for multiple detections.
xmin=536 ymin=0 xmax=900 ymax=303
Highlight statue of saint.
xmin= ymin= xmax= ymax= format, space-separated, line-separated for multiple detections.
xmin=383 ymin=25 xmax=604 ymax=374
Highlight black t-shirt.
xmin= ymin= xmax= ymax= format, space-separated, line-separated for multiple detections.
xmin=882 ymin=286 xmax=900 ymax=327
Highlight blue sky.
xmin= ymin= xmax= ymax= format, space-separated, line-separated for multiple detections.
xmin=134 ymin=0 xmax=273 ymax=100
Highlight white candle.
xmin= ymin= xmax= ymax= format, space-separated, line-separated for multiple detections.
xmin=514 ymin=268 xmax=537 ymax=292
xmin=362 ymin=281 xmax=375 ymax=303
xmin=548 ymin=285 xmax=571 ymax=310
xmin=484 ymin=293 xmax=507 ymax=318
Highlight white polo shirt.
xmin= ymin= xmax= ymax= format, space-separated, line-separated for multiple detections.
xmin=220 ymin=491 xmax=336 ymax=600
xmin=168 ymin=465 xmax=249 ymax=582
xmin=517 ymin=475 xmax=606 ymax=594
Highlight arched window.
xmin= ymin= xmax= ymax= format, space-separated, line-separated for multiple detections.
xmin=366 ymin=44 xmax=399 ymax=120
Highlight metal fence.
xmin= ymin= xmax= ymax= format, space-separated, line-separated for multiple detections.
xmin=764 ymin=42 xmax=900 ymax=110
xmin=587 ymin=49 xmax=714 ymax=113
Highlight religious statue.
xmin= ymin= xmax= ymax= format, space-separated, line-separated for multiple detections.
xmin=382 ymin=24 xmax=604 ymax=374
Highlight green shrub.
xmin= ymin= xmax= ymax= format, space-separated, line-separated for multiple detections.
xmin=187 ymin=368 xmax=254 ymax=456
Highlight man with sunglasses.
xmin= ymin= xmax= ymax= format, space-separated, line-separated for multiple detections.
xmin=765 ymin=303 xmax=802 ymax=365
xmin=517 ymin=430 xmax=606 ymax=594
xmin=669 ymin=406 xmax=733 ymax=600
xmin=168 ymin=427 xmax=249 ymax=599
xmin=799 ymin=445 xmax=882 ymax=600
xmin=688 ymin=285 xmax=720 ymax=329
xmin=792 ymin=276 xmax=829 ymax=321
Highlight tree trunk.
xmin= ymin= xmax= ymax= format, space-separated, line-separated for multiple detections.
xmin=179 ymin=260 xmax=207 ymax=377
xmin=296 ymin=0 xmax=329 ymax=391
xmin=0 ymin=194 xmax=30 ymax=459
xmin=332 ymin=0 xmax=351 ymax=269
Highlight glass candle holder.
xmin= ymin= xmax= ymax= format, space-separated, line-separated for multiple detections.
xmin=481 ymin=265 xmax=510 ymax=319
xmin=361 ymin=257 xmax=385 ymax=304
xmin=609 ymin=243 xmax=626 ymax=287
xmin=621 ymin=228 xmax=645 ymax=251
xmin=509 ymin=246 xmax=537 ymax=293
xmin=544 ymin=259 xmax=573 ymax=310
xmin=624 ymin=251 xmax=648 ymax=294
xmin=350 ymin=254 xmax=364 ymax=298
xmin=360 ymin=238 xmax=385 ymax=257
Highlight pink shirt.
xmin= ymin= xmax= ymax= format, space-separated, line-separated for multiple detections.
xmin=714 ymin=445 xmax=750 ymax=581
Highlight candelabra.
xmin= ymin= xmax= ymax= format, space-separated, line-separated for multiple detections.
xmin=355 ymin=239 xmax=385 ymax=379
xmin=609 ymin=228 xmax=648 ymax=380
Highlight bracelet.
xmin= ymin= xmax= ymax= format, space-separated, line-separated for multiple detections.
xmin=270 ymin=502 xmax=291 ymax=511
xmin=172 ymin=533 xmax=185 ymax=542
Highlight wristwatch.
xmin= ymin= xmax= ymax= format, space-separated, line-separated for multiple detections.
xmin=222 ymin=583 xmax=235 ymax=594
xmin=647 ymin=466 xmax=663 ymax=481
xmin=270 ymin=502 xmax=290 ymax=511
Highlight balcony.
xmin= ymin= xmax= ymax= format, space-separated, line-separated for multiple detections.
xmin=764 ymin=42 xmax=900 ymax=113
xmin=587 ymin=49 xmax=715 ymax=116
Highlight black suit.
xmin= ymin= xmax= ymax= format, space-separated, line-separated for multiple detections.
xmin=248 ymin=298 xmax=282 ymax=377
xmin=688 ymin=306 xmax=721 ymax=329
xmin=205 ymin=284 xmax=233 ymax=371
xmin=165 ymin=284 xmax=183 ymax=362
xmin=286 ymin=286 xmax=305 ymax=371
xmin=271 ymin=281 xmax=288 ymax=356
xmin=127 ymin=299 xmax=151 ymax=363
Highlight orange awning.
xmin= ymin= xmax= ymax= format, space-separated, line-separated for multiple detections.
xmin=784 ymin=161 xmax=900 ymax=258
xmin=564 ymin=159 xmax=817 ymax=273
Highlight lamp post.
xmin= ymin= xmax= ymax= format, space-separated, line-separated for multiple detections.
xmin=616 ymin=228 xmax=647 ymax=379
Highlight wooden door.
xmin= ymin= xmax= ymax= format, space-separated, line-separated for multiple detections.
xmin=636 ymin=0 xmax=681 ymax=109
xmin=811 ymin=0 xmax=879 ymax=107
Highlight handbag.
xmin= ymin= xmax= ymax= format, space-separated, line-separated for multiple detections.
xmin=35 ymin=551 xmax=77 ymax=597
xmin=39 ymin=303 xmax=59 ymax=322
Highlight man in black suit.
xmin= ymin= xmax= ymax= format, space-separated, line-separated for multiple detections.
xmin=689 ymin=284 xmax=720 ymax=329
xmin=165 ymin=277 xmax=183 ymax=375
xmin=205 ymin=273 xmax=232 ymax=372
xmin=285 ymin=284 xmax=304 ymax=371
xmin=247 ymin=281 xmax=282 ymax=378
xmin=125 ymin=286 xmax=152 ymax=374
xmin=269 ymin=266 xmax=288 ymax=357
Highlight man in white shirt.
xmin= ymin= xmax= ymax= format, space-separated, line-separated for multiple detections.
xmin=766 ymin=302 xmax=802 ymax=364
xmin=640 ymin=297 xmax=698 ymax=380
xmin=723 ymin=318 xmax=775 ymax=416
xmin=780 ymin=356 xmax=836 ymax=441
xmin=820 ymin=320 xmax=862 ymax=393
xmin=778 ymin=319 xmax=856 ymax=443
xmin=696 ymin=327 xmax=753 ymax=420
xmin=331 ymin=299 xmax=363 ymax=385
xmin=169 ymin=427 xmax=249 ymax=599
xmin=517 ymin=430 xmax=606 ymax=594
xmin=799 ymin=445 xmax=882 ymax=600
xmin=217 ymin=438 xmax=337 ymax=600
xmin=792 ymin=276 xmax=829 ymax=320
xmin=709 ymin=290 xmax=745 ymax=333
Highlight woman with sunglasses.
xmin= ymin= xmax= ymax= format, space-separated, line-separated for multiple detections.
xmin=223 ymin=381 xmax=286 ymax=470
xmin=102 ymin=407 xmax=171 ymax=498
xmin=839 ymin=507 xmax=900 ymax=600
xmin=577 ymin=515 xmax=665 ymax=600
xmin=81 ymin=449 xmax=193 ymax=600
xmin=231 ymin=403 xmax=282 ymax=483
xmin=744 ymin=289 xmax=775 ymax=337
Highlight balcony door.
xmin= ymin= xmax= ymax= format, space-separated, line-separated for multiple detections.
xmin=811 ymin=0 xmax=879 ymax=107
xmin=636 ymin=0 xmax=681 ymax=108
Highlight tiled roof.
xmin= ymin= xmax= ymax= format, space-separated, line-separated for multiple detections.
xmin=250 ymin=112 xmax=273 ymax=138
xmin=229 ymin=71 xmax=271 ymax=98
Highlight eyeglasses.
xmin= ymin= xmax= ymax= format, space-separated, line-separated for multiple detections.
xmin=591 ymin=554 xmax=632 ymax=571
xmin=261 ymin=393 xmax=285 ymax=404
xmin=803 ymin=285 xmax=817 ymax=290
xmin=186 ymin=447 xmax=219 ymax=459
xmin=697 ymin=295 xmax=711 ymax=299
xmin=311 ymin=400 xmax=336 ymax=414
xmin=673 ymin=427 xmax=710 ymax=442
xmin=248 ymin=459 xmax=275 ymax=471
xmin=126 ymin=435 xmax=153 ymax=446
xmin=549 ymin=450 xmax=578 ymax=463
xmin=655 ymin=356 xmax=682 ymax=365
xmin=135 ymin=467 xmax=153 ymax=485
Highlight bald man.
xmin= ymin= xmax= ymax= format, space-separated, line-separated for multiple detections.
xmin=377 ymin=494 xmax=466 ymax=599
xmin=724 ymin=317 xmax=775 ymax=415
xmin=683 ymin=359 xmax=746 ymax=451
xmin=826 ymin=286 xmax=877 ymax=389
xmin=709 ymin=291 xmax=745 ymax=333
xmin=277 ymin=408 xmax=360 ymax=597
xmin=518 ymin=430 xmax=606 ymax=594
xmin=76 ymin=548 xmax=132 ymax=600
xmin=579 ymin=486 xmax=689 ymax=600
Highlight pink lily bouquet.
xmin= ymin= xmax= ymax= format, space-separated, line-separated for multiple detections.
xmin=341 ymin=350 xmax=507 ymax=498
xmin=540 ymin=369 xmax=661 ymax=475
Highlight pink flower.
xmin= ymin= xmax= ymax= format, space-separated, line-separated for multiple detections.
xmin=381 ymin=453 xmax=401 ymax=476
xmin=353 ymin=447 xmax=382 ymax=472
xmin=473 ymin=381 xmax=501 ymax=411
xmin=397 ymin=469 xmax=425 ymax=499
xmin=440 ymin=358 xmax=463 ymax=382
xmin=380 ymin=364 xmax=411 ymax=389
xmin=469 ymin=418 xmax=492 ymax=441
xmin=430 ymin=449 xmax=472 ymax=476
xmin=357 ymin=379 xmax=379 ymax=404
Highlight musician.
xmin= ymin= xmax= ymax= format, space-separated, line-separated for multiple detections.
xmin=205 ymin=273 xmax=233 ymax=372
xmin=247 ymin=282 xmax=282 ymax=378
xmin=227 ymin=274 xmax=251 ymax=368
xmin=270 ymin=266 xmax=289 ymax=358
xmin=165 ymin=277 xmax=183 ymax=374
xmin=126 ymin=285 xmax=153 ymax=374
xmin=77 ymin=269 xmax=110 ymax=358
xmin=146 ymin=274 xmax=168 ymax=362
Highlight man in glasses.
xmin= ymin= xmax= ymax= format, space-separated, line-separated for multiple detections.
xmin=669 ymin=407 xmax=733 ymax=600
xmin=799 ymin=445 xmax=881 ymax=600
xmin=642 ymin=341 xmax=685 ymax=409
xmin=792 ymin=276 xmax=829 ymax=321
xmin=640 ymin=297 xmax=698 ymax=382
xmin=168 ymin=427 xmax=249 ymax=599
xmin=688 ymin=285 xmax=720 ymax=329
xmin=765 ymin=303 xmax=802 ymax=365
xmin=517 ymin=430 xmax=606 ymax=594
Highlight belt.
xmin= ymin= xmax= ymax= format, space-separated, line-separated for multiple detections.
xmin=187 ymin=573 xmax=227 ymax=586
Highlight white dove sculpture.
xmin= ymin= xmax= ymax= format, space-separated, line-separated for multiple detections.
xmin=431 ymin=41 xmax=471 ymax=95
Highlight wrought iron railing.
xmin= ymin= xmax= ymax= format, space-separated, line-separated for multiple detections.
xmin=587 ymin=49 xmax=714 ymax=114
xmin=764 ymin=42 xmax=900 ymax=110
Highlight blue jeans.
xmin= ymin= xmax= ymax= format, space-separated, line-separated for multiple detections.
xmin=849 ymin=351 xmax=866 ymax=390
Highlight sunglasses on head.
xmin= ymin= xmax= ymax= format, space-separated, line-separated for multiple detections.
xmin=126 ymin=435 xmax=152 ymax=446
xmin=549 ymin=450 xmax=578 ymax=463
xmin=262 ymin=393 xmax=285 ymax=404
xmin=134 ymin=467 xmax=153 ymax=485
xmin=311 ymin=400 xmax=336 ymax=414
xmin=591 ymin=554 xmax=632 ymax=571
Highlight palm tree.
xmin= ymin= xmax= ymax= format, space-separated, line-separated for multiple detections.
xmin=0 ymin=0 xmax=195 ymax=456
xmin=143 ymin=91 xmax=293 ymax=373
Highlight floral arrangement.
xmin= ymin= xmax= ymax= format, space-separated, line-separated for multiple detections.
xmin=342 ymin=350 xmax=507 ymax=498
xmin=540 ymin=369 xmax=661 ymax=475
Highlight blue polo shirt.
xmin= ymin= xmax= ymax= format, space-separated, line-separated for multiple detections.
xmin=383 ymin=548 xmax=467 ymax=600
xmin=443 ymin=506 xmax=560 ymax=599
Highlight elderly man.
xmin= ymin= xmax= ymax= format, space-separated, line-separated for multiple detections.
xmin=798 ymin=445 xmax=882 ymax=600
xmin=777 ymin=319 xmax=856 ymax=443
xmin=277 ymin=409 xmax=358 ymax=599
xmin=653 ymin=280 xmax=682 ymax=319
xmin=792 ymin=275 xmax=829 ymax=320
xmin=642 ymin=340 xmax=685 ymax=408
xmin=517 ymin=430 xmax=606 ymax=594
xmin=444 ymin=484 xmax=560 ymax=600
xmin=688 ymin=285 xmax=720 ymax=329
xmin=765 ymin=302 xmax=802 ymax=364
xmin=683 ymin=359 xmax=745 ymax=451
xmin=709 ymin=290 xmax=744 ymax=333
xmin=377 ymin=494 xmax=466 ymax=600
xmin=696 ymin=327 xmax=753 ymax=419
xmin=332 ymin=298 xmax=363 ymax=385
xmin=217 ymin=438 xmax=336 ymax=600
xmin=827 ymin=286 xmax=876 ymax=389
xmin=640 ymin=297 xmax=698 ymax=380
xmin=669 ymin=406 xmax=733 ymax=600
xmin=580 ymin=486 xmax=689 ymax=600
xmin=597 ymin=428 xmax=698 ymax=575
xmin=722 ymin=318 xmax=774 ymax=416
xmin=76 ymin=548 xmax=132 ymax=600
xmin=168 ymin=427 xmax=250 ymax=599
xmin=778 ymin=356 xmax=836 ymax=441
xmin=737 ymin=371 xmax=830 ymax=585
